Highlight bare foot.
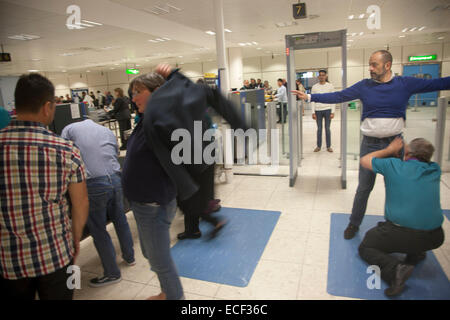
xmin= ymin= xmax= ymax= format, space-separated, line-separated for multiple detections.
xmin=146 ymin=292 xmax=166 ymax=300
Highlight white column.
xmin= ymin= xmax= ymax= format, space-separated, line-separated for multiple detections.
xmin=213 ymin=0 xmax=233 ymax=182
xmin=228 ymin=47 xmax=243 ymax=90
xmin=213 ymin=0 xmax=230 ymax=94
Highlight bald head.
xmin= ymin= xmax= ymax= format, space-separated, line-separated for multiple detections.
xmin=372 ymin=50 xmax=393 ymax=64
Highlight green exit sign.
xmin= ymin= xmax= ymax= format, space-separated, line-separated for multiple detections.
xmin=408 ymin=54 xmax=437 ymax=62
xmin=126 ymin=68 xmax=140 ymax=75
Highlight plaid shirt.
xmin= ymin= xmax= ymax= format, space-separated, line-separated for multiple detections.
xmin=0 ymin=120 xmax=86 ymax=279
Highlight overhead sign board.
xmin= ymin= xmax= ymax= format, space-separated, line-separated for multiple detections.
xmin=126 ymin=68 xmax=140 ymax=75
xmin=0 ymin=53 xmax=11 ymax=62
xmin=293 ymin=3 xmax=307 ymax=19
xmin=408 ymin=54 xmax=437 ymax=62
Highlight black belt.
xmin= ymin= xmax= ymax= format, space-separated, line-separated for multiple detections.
xmin=363 ymin=134 xmax=402 ymax=143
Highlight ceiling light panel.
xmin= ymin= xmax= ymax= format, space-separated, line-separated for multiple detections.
xmin=8 ymin=34 xmax=40 ymax=41
xmin=82 ymin=20 xmax=102 ymax=26
xmin=145 ymin=3 xmax=182 ymax=15
xmin=275 ymin=21 xmax=298 ymax=28
xmin=148 ymin=38 xmax=171 ymax=42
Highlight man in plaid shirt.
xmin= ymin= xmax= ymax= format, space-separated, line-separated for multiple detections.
xmin=0 ymin=73 xmax=89 ymax=300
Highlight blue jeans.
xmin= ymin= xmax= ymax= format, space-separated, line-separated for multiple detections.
xmin=131 ymin=199 xmax=184 ymax=300
xmin=315 ymin=109 xmax=332 ymax=149
xmin=86 ymin=173 xmax=134 ymax=278
xmin=350 ymin=134 xmax=404 ymax=227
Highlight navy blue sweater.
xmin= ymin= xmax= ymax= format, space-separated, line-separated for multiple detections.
xmin=122 ymin=117 xmax=176 ymax=205
xmin=311 ymin=76 xmax=450 ymax=121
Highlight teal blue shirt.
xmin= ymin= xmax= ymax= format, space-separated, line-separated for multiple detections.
xmin=0 ymin=107 xmax=11 ymax=129
xmin=372 ymin=157 xmax=443 ymax=230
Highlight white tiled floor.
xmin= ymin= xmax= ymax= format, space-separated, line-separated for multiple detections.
xmin=75 ymin=108 xmax=450 ymax=300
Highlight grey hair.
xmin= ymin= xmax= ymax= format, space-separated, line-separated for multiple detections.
xmin=408 ymin=138 xmax=435 ymax=162
xmin=130 ymin=72 xmax=165 ymax=93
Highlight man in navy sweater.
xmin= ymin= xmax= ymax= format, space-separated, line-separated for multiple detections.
xmin=293 ymin=50 xmax=450 ymax=240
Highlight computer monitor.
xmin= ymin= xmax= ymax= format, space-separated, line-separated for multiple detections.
xmin=48 ymin=103 xmax=87 ymax=135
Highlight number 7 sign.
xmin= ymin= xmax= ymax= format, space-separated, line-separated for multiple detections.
xmin=293 ymin=3 xmax=307 ymax=19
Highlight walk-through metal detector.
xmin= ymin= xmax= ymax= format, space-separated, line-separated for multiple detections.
xmin=286 ymin=30 xmax=347 ymax=188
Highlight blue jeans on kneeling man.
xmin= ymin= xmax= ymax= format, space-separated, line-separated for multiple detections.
xmin=86 ymin=173 xmax=135 ymax=278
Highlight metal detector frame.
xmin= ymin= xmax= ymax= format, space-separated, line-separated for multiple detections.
xmin=285 ymin=29 xmax=347 ymax=188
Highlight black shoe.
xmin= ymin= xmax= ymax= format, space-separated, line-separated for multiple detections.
xmin=404 ymin=252 xmax=426 ymax=265
xmin=344 ymin=223 xmax=359 ymax=239
xmin=177 ymin=232 xmax=201 ymax=240
xmin=384 ymin=263 xmax=414 ymax=297
xmin=89 ymin=275 xmax=122 ymax=288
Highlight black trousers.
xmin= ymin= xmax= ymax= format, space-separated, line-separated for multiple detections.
xmin=178 ymin=164 xmax=219 ymax=234
xmin=277 ymin=102 xmax=287 ymax=123
xmin=117 ymin=119 xmax=131 ymax=147
xmin=358 ymin=221 xmax=444 ymax=283
xmin=0 ymin=261 xmax=74 ymax=300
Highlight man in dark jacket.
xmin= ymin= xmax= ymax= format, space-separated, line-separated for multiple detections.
xmin=143 ymin=65 xmax=246 ymax=238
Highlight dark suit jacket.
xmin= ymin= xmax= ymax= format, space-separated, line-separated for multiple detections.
xmin=143 ymin=69 xmax=246 ymax=201
xmin=109 ymin=97 xmax=131 ymax=121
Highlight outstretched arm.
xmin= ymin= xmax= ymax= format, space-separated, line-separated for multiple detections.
xmin=404 ymin=76 xmax=450 ymax=95
xmin=292 ymin=82 xmax=361 ymax=104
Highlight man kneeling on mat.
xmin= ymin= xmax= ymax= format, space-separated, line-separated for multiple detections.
xmin=358 ymin=137 xmax=445 ymax=297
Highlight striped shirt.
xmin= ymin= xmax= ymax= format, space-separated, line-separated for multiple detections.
xmin=0 ymin=120 xmax=86 ymax=279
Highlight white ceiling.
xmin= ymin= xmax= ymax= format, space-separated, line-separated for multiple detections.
xmin=0 ymin=0 xmax=449 ymax=75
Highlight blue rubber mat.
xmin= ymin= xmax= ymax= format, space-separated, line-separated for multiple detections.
xmin=444 ymin=210 xmax=450 ymax=220
xmin=171 ymin=207 xmax=280 ymax=287
xmin=327 ymin=213 xmax=450 ymax=300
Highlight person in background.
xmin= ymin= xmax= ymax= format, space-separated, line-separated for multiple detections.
xmin=296 ymin=79 xmax=306 ymax=115
xmin=0 ymin=107 xmax=11 ymax=129
xmin=97 ymin=90 xmax=105 ymax=108
xmin=128 ymin=86 xmax=141 ymax=125
xmin=82 ymin=91 xmax=94 ymax=109
xmin=292 ymin=49 xmax=450 ymax=240
xmin=311 ymin=70 xmax=335 ymax=153
xmin=63 ymin=94 xmax=73 ymax=103
xmin=282 ymin=78 xmax=288 ymax=88
xmin=256 ymin=79 xmax=264 ymax=88
xmin=250 ymin=78 xmax=257 ymax=89
xmin=263 ymin=80 xmax=273 ymax=95
xmin=61 ymin=119 xmax=135 ymax=288
xmin=104 ymin=91 xmax=114 ymax=108
xmin=358 ymin=137 xmax=444 ymax=297
xmin=0 ymin=73 xmax=89 ymax=300
xmin=107 ymin=88 xmax=131 ymax=150
xmin=124 ymin=72 xmax=183 ymax=300
xmin=274 ymin=78 xmax=288 ymax=123
xmin=295 ymin=79 xmax=305 ymax=94
xmin=240 ymin=80 xmax=251 ymax=90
